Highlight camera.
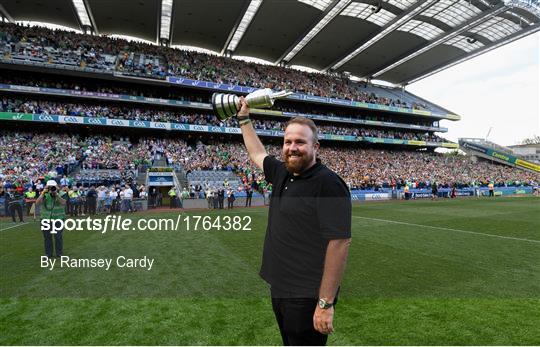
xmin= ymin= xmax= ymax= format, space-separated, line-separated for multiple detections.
xmin=49 ymin=186 xmax=57 ymax=196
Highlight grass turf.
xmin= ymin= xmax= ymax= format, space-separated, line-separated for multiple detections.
xmin=1 ymin=196 xmax=539 ymax=345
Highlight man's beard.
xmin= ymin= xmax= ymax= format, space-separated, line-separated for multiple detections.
xmin=283 ymin=151 xmax=314 ymax=174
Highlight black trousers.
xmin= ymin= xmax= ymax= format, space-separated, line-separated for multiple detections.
xmin=87 ymin=198 xmax=97 ymax=215
xmin=42 ymin=224 xmax=63 ymax=257
xmin=9 ymin=203 xmax=23 ymax=222
xmin=271 ymin=297 xmax=328 ymax=346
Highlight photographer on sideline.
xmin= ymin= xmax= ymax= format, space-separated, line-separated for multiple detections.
xmin=35 ymin=180 xmax=67 ymax=258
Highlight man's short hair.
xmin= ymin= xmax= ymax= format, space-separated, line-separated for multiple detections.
xmin=284 ymin=117 xmax=319 ymax=144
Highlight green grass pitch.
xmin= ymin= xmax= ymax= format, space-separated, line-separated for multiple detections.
xmin=1 ymin=196 xmax=539 ymax=345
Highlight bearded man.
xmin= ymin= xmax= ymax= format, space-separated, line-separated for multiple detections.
xmin=237 ymin=97 xmax=352 ymax=346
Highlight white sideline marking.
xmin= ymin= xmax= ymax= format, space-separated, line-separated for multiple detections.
xmin=353 ymin=216 xmax=540 ymax=244
xmin=0 ymin=222 xmax=31 ymax=231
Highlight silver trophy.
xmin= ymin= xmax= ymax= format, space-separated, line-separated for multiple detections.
xmin=212 ymin=88 xmax=293 ymax=121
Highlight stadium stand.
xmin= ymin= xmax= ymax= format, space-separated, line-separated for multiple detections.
xmin=1 ymin=130 xmax=538 ymax=193
xmin=0 ymin=69 xmax=441 ymax=130
xmin=0 ymin=22 xmax=448 ymax=113
xmin=1 ymin=22 xmax=538 ymax=215
xmin=0 ymin=95 xmax=447 ymax=141
xmin=459 ymin=138 xmax=540 ymax=173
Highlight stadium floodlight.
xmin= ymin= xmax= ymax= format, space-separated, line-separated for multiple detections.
xmin=446 ymin=34 xmax=484 ymax=52
xmin=340 ymin=2 xmax=397 ymax=27
xmin=328 ymin=0 xmax=438 ymax=71
xmin=406 ymin=22 xmax=540 ymax=84
xmin=160 ymin=0 xmax=173 ymax=41
xmin=371 ymin=5 xmax=508 ymax=78
xmin=279 ymin=0 xmax=352 ymax=64
xmin=226 ymin=0 xmax=263 ymax=53
xmin=72 ymin=0 xmax=92 ymax=27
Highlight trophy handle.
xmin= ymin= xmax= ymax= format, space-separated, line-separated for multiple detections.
xmin=269 ymin=90 xmax=294 ymax=99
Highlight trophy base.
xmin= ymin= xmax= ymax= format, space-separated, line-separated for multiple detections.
xmin=212 ymin=93 xmax=239 ymax=121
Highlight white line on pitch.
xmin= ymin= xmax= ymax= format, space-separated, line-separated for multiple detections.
xmin=353 ymin=216 xmax=540 ymax=244
xmin=0 ymin=222 xmax=31 ymax=231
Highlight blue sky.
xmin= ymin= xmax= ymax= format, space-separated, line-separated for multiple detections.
xmin=408 ymin=32 xmax=539 ymax=147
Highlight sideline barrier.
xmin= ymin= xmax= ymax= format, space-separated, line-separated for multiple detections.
xmin=351 ymin=186 xmax=535 ymax=201
xmin=404 ymin=186 xmax=533 ymax=199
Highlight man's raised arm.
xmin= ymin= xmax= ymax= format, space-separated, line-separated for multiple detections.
xmin=237 ymin=97 xmax=268 ymax=170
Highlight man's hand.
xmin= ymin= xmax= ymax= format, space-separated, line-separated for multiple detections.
xmin=313 ymin=305 xmax=334 ymax=335
xmin=237 ymin=96 xmax=250 ymax=120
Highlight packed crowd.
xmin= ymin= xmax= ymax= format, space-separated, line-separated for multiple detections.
xmin=0 ymin=71 xmax=438 ymax=129
xmin=1 ymin=22 xmax=431 ymax=111
xmin=1 ymin=96 xmax=445 ymax=142
xmin=0 ymin=133 xmax=82 ymax=184
xmin=1 ymin=132 xmax=538 ymax=203
xmin=0 ymin=132 xmax=153 ymax=185
xmin=317 ymin=148 xmax=539 ymax=190
xmin=0 ymin=71 xmax=206 ymax=102
xmin=79 ymin=137 xmax=153 ymax=170
xmin=173 ymin=141 xmax=539 ymax=190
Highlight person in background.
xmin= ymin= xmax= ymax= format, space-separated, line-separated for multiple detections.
xmin=110 ymin=187 xmax=119 ymax=214
xmin=24 ymin=187 xmax=37 ymax=216
xmin=245 ymin=185 xmax=253 ymax=207
xmin=7 ymin=187 xmax=24 ymax=222
xmin=431 ymin=181 xmax=438 ymax=200
xmin=35 ymin=180 xmax=67 ymax=258
xmin=403 ymin=184 xmax=410 ymax=200
xmin=86 ymin=185 xmax=97 ymax=215
xmin=218 ymin=188 xmax=225 ymax=209
xmin=123 ymin=184 xmax=134 ymax=212
xmin=103 ymin=190 xmax=112 ymax=214
xmin=227 ymin=188 xmax=235 ymax=209
xmin=206 ymin=187 xmax=214 ymax=209
xmin=168 ymin=186 xmax=177 ymax=208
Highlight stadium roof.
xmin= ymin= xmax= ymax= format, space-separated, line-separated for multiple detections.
xmin=1 ymin=0 xmax=539 ymax=85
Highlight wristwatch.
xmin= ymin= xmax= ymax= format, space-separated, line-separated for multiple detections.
xmin=318 ymin=298 xmax=334 ymax=309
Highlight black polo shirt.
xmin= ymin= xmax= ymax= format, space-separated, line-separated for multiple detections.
xmin=261 ymin=155 xmax=352 ymax=297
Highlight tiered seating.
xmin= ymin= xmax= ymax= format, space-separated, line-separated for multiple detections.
xmin=75 ymin=169 xmax=137 ymax=186
xmin=0 ymin=22 xmax=445 ymax=113
xmin=187 ymin=170 xmax=243 ymax=190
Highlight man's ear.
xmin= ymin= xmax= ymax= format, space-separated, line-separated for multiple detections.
xmin=314 ymin=142 xmax=320 ymax=151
